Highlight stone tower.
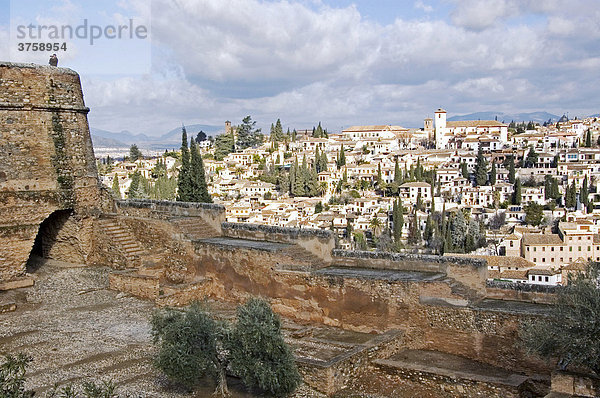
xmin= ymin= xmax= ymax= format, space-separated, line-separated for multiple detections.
xmin=0 ymin=62 xmax=102 ymax=282
xmin=434 ymin=108 xmax=447 ymax=149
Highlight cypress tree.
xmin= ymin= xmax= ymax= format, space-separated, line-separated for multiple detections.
xmin=177 ymin=127 xmax=193 ymax=202
xmin=111 ymin=175 xmax=121 ymax=199
xmin=337 ymin=145 xmax=346 ymax=168
xmin=377 ymin=163 xmax=383 ymax=187
xmin=508 ymin=156 xmax=516 ymax=183
xmin=394 ymin=159 xmax=402 ymax=185
xmin=512 ymin=178 xmax=522 ymax=205
xmin=581 ymin=176 xmax=589 ymax=205
xmin=475 ymin=147 xmax=488 ymax=186
xmin=424 ymin=214 xmax=434 ymax=242
xmin=461 ymin=162 xmax=469 ymax=179
xmin=394 ymin=198 xmax=404 ymax=240
xmin=190 ymin=139 xmax=212 ymax=203
xmin=568 ymin=180 xmax=577 ymax=208
xmin=489 ymin=162 xmax=496 ymax=185
xmin=407 ymin=215 xmax=421 ymax=245
xmin=585 ymin=129 xmax=592 ymax=147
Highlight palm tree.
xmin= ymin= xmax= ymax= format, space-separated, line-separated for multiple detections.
xmin=369 ymin=216 xmax=383 ymax=238
xmin=318 ymin=181 xmax=328 ymax=197
xmin=234 ymin=167 xmax=245 ymax=179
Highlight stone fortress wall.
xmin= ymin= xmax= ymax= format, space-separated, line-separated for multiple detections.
xmin=1 ymin=62 xmax=587 ymax=397
xmin=0 ymin=62 xmax=102 ymax=282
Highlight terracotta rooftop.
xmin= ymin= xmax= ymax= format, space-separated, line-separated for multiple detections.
xmin=522 ymin=233 xmax=564 ymax=246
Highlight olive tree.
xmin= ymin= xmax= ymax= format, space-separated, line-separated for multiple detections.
xmin=151 ymin=303 xmax=230 ymax=395
xmin=520 ymin=264 xmax=600 ymax=374
xmin=228 ymin=298 xmax=301 ymax=396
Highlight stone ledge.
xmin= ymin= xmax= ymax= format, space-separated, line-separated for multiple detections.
xmin=222 ymin=222 xmax=334 ymax=239
xmin=487 ymin=280 xmax=559 ymax=293
xmin=0 ymin=277 xmax=34 ymax=291
xmin=117 ymin=199 xmax=224 ymax=212
xmin=332 ymin=249 xmax=488 ymax=268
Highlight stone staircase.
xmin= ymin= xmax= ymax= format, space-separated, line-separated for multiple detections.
xmin=98 ymin=218 xmax=144 ymax=267
xmin=170 ymin=216 xmax=221 ymax=240
xmin=279 ymin=245 xmax=329 ymax=271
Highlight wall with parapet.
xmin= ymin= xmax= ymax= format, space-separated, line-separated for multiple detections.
xmin=116 ymin=199 xmax=225 ymax=234
xmin=0 ymin=62 xmax=101 ymax=281
xmin=222 ymin=222 xmax=336 ymax=263
xmin=332 ymin=250 xmax=488 ymax=296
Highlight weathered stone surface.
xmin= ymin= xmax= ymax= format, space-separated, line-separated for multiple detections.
xmin=0 ymin=62 xmax=102 ymax=281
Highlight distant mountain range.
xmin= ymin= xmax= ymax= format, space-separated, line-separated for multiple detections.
xmin=90 ymin=124 xmax=224 ymax=149
xmin=447 ymin=111 xmax=562 ymax=124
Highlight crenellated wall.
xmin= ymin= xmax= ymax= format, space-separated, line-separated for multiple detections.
xmin=0 ymin=62 xmax=102 ymax=281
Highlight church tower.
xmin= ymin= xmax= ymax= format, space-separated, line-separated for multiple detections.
xmin=434 ymin=108 xmax=447 ymax=148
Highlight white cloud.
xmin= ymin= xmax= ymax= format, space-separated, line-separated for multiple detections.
xmin=414 ymin=1 xmax=433 ymax=13
xmin=78 ymin=0 xmax=600 ymax=135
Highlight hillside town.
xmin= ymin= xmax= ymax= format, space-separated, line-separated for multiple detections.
xmin=97 ymin=109 xmax=600 ymax=287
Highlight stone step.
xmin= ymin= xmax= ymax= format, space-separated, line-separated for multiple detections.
xmin=373 ymin=350 xmax=528 ymax=398
xmin=28 ymin=348 xmax=154 ymax=394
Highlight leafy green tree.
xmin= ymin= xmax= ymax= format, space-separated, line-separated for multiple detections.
xmin=353 ymin=231 xmax=368 ymax=250
xmin=151 ymin=303 xmax=229 ymax=395
xmin=177 ymin=127 xmax=193 ymax=201
xmin=489 ymin=162 xmax=496 ymax=185
xmin=512 ymin=178 xmax=522 ymax=205
xmin=236 ymin=116 xmax=263 ymax=150
xmin=525 ymin=146 xmax=538 ymax=168
xmin=195 ymin=130 xmax=207 ymax=143
xmin=475 ymin=147 xmax=488 ymax=186
xmin=214 ymin=131 xmax=235 ymax=160
xmin=315 ymin=202 xmax=323 ymax=213
xmin=111 ymin=175 xmax=121 ymax=199
xmin=524 ymin=202 xmax=544 ymax=226
xmin=228 ymin=298 xmax=301 ymax=397
xmin=521 ymin=264 xmax=600 ymax=374
xmin=450 ymin=211 xmax=467 ymax=252
xmin=129 ymin=144 xmax=143 ymax=161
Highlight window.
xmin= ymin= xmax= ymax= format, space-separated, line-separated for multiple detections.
xmin=542 ymin=247 xmax=545 ymax=252
xmin=560 ymin=247 xmax=564 ymax=251
xmin=510 ymin=241 xmax=514 ymax=247
xmin=534 ymin=247 xmax=537 ymax=252
xmin=570 ymin=247 xmax=573 ymax=252
xmin=538 ymin=276 xmax=542 ymax=281
xmin=545 ymin=277 xmax=549 ymax=282
xmin=551 ymin=247 xmax=554 ymax=252
xmin=579 ymin=247 xmax=582 ymax=252
xmin=542 ymin=258 xmax=546 ymax=262
xmin=534 ymin=258 xmax=537 ymax=262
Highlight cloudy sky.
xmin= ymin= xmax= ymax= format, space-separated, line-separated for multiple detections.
xmin=1 ymin=0 xmax=599 ymax=135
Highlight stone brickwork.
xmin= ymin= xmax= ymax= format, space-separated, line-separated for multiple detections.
xmin=0 ymin=62 xmax=101 ymax=282
xmin=222 ymin=222 xmax=336 ymax=263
